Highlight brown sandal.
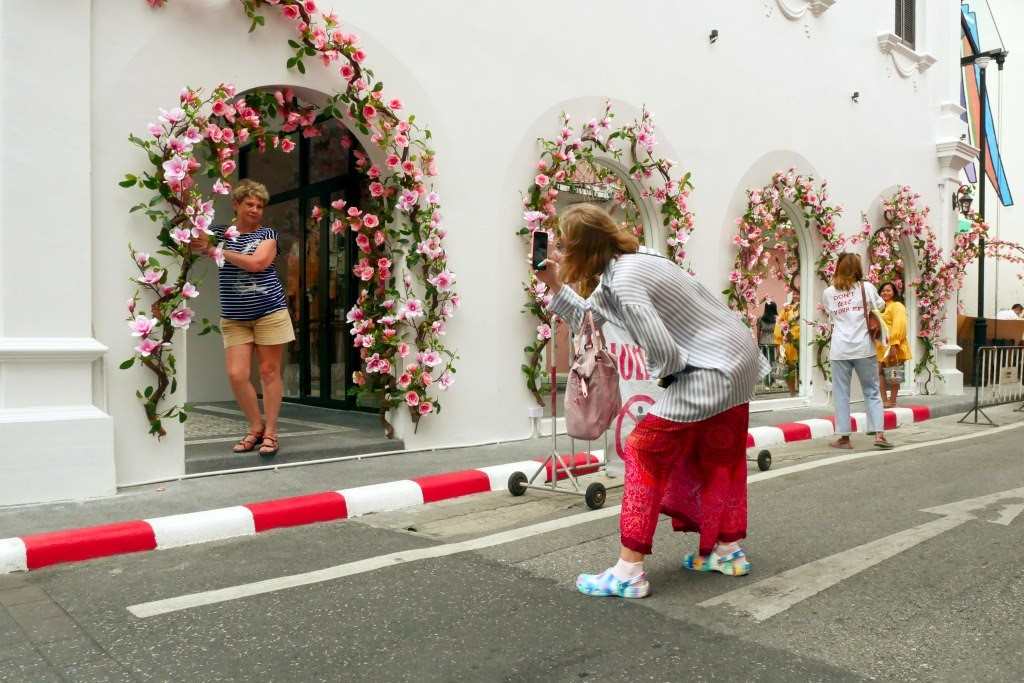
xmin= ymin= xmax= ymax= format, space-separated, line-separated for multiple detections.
xmin=233 ymin=431 xmax=263 ymax=453
xmin=259 ymin=433 xmax=279 ymax=458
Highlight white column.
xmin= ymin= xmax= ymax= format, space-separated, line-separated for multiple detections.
xmin=0 ymin=1 xmax=115 ymax=504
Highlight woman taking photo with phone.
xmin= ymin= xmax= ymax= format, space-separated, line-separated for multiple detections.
xmin=534 ymin=204 xmax=766 ymax=599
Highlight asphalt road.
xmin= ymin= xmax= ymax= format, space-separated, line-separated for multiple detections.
xmin=3 ymin=406 xmax=1024 ymax=682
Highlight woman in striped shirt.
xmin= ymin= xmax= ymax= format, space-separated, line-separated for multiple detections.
xmin=194 ymin=179 xmax=294 ymax=458
xmin=536 ymin=204 xmax=766 ymax=599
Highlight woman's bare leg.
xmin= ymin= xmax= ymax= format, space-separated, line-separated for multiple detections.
xmin=225 ymin=343 xmax=263 ymax=433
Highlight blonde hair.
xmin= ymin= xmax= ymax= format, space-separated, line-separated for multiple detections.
xmin=833 ymin=252 xmax=863 ymax=291
xmin=231 ymin=179 xmax=269 ymax=206
xmin=557 ymin=204 xmax=639 ymax=297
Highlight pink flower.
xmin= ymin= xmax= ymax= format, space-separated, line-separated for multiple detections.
xmin=162 ymin=156 xmax=189 ymax=182
xmin=220 ymin=159 xmax=237 ymax=176
xmin=281 ymin=4 xmax=301 ymax=20
xmin=428 ymin=271 xmax=455 ymax=291
xmin=303 ymin=0 xmax=317 ymax=12
xmin=147 ymin=0 xmax=167 ymax=8
xmin=397 ymin=342 xmax=410 ymax=358
xmin=386 ymin=154 xmax=401 ymax=168
xmin=129 ymin=315 xmax=158 ymax=338
xmin=389 ymin=98 xmax=404 ymax=111
xmin=211 ymin=244 xmax=225 ymax=268
xmin=281 ymin=138 xmax=296 ymax=153
xmin=362 ymin=104 xmax=377 ymax=120
xmin=311 ymin=206 xmax=323 ymax=221
xmin=536 ymin=323 xmax=552 ymax=341
xmin=182 ymin=282 xmax=199 ymax=299
xmin=158 ymin=107 xmax=185 ymax=125
xmin=400 ymin=299 xmax=424 ymax=321
xmin=363 ymin=213 xmax=380 ymax=228
xmin=212 ymin=178 xmax=231 ymax=195
xmin=171 ymin=228 xmax=192 ymax=245
xmin=355 ymin=233 xmax=371 ymax=252
xmin=369 ymin=182 xmax=385 ymax=198
xmin=405 ymin=391 xmax=420 ymax=407
xmin=535 ymin=174 xmax=550 ymax=187
xmin=331 ymin=198 xmax=347 ymax=211
xmin=340 ymin=64 xmax=356 ymax=81
xmin=418 ymin=401 xmax=433 ymax=416
xmin=147 ymin=122 xmax=163 ymax=138
xmin=352 ymin=49 xmax=367 ymax=63
xmin=224 ymin=225 xmax=240 ymax=241
xmin=169 ymin=306 xmax=195 ymax=329
xmin=135 ymin=338 xmax=162 ymax=357
xmin=397 ymin=372 xmax=412 ymax=389
xmin=421 ymin=350 xmax=442 ymax=367
xmin=134 ymin=252 xmax=150 ymax=268
xmin=138 ymin=269 xmax=163 ymax=286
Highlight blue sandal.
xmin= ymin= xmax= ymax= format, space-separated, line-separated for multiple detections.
xmin=575 ymin=570 xmax=651 ymax=598
xmin=682 ymin=549 xmax=752 ymax=576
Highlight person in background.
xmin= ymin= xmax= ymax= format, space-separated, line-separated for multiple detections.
xmin=877 ymin=281 xmax=910 ymax=408
xmin=822 ymin=252 xmax=893 ymax=450
xmin=534 ymin=204 xmax=767 ymax=599
xmin=193 ymin=179 xmax=293 ymax=458
xmin=773 ymin=297 xmax=800 ymax=396
xmin=995 ymin=303 xmax=1024 ymax=320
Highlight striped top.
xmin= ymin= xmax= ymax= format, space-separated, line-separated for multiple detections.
xmin=212 ymin=225 xmax=288 ymax=321
xmin=548 ymin=253 xmax=768 ymax=423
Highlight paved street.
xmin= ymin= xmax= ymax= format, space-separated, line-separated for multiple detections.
xmin=3 ymin=406 xmax=1024 ymax=681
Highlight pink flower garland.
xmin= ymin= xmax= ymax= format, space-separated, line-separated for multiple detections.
xmin=133 ymin=0 xmax=457 ymax=438
xmin=724 ymin=169 xmax=844 ymax=378
xmin=518 ymin=104 xmax=696 ymax=404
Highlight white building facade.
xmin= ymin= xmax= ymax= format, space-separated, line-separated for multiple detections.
xmin=0 ymin=0 xmax=975 ymax=505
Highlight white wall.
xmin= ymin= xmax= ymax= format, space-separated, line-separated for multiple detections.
xmin=0 ymin=0 xmax=967 ymax=495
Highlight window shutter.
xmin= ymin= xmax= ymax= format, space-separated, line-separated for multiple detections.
xmin=895 ymin=0 xmax=916 ymax=49
xmin=903 ymin=0 xmax=916 ymax=50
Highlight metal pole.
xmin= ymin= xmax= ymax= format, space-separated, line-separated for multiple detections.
xmin=973 ymin=61 xmax=989 ymax=361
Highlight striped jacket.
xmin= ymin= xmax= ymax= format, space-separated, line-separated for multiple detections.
xmin=548 ymin=253 xmax=767 ymax=423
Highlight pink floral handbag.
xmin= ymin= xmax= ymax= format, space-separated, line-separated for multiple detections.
xmin=565 ymin=310 xmax=622 ymax=441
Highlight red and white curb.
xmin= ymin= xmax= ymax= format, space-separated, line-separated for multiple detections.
xmin=0 ymin=452 xmax=604 ymax=574
xmin=0 ymin=405 xmax=934 ymax=575
xmin=745 ymin=405 xmax=930 ymax=449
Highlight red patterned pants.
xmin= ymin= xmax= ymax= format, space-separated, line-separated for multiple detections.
xmin=620 ymin=404 xmax=749 ymax=556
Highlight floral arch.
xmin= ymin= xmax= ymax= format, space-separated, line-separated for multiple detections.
xmin=723 ymin=169 xmax=846 ymax=384
xmin=124 ymin=0 xmax=457 ymax=438
xmin=516 ymin=103 xmax=696 ymax=404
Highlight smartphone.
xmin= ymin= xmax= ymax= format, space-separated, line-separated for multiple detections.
xmin=531 ymin=231 xmax=549 ymax=271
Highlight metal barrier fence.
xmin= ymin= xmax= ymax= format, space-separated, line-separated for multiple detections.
xmin=960 ymin=345 xmax=1024 ymax=425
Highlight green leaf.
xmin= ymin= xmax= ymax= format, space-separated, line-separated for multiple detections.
xmin=119 ymin=358 xmax=135 ymax=370
xmin=288 ymin=39 xmax=301 ymax=48
xmin=297 ymin=60 xmax=306 ymax=74
xmin=144 ymin=386 xmax=154 ymax=398
xmin=179 ymin=412 xmax=188 ymax=423
xmin=170 ymin=378 xmax=178 ymax=394
xmin=286 ymin=57 xmax=297 ymax=68
xmin=304 ymin=46 xmax=316 ymax=57
xmin=119 ymin=174 xmax=138 ymax=188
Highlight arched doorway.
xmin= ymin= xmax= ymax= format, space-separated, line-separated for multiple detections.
xmin=239 ymin=113 xmax=369 ymax=408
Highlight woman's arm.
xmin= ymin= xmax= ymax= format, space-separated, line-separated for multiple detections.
xmin=213 ymin=240 xmax=277 ymax=273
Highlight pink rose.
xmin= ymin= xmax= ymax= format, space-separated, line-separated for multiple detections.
xmin=417 ymin=402 xmax=433 ymax=416
xmin=281 ymin=5 xmax=300 ymax=20
xmin=389 ymin=99 xmax=404 ymax=111
xmin=405 ymin=391 xmax=420 ymax=407
xmin=535 ymin=174 xmax=549 ymax=187
xmin=220 ymin=159 xmax=237 ymax=176
xmin=280 ymin=138 xmax=296 ymax=153
xmin=397 ymin=342 xmax=410 ymax=358
xmin=182 ymin=282 xmax=199 ymax=299
xmin=369 ymin=182 xmax=385 ymax=198
xmin=362 ymin=104 xmax=377 ymax=120
xmin=340 ymin=64 xmax=356 ymax=81
xmin=363 ymin=213 xmax=380 ymax=228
